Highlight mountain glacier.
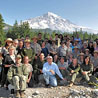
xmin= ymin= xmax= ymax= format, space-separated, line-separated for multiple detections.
xmin=23 ymin=12 xmax=98 ymax=34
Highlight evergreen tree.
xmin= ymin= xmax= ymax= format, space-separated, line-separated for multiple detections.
xmin=51 ymin=31 xmax=56 ymax=39
xmin=0 ymin=14 xmax=5 ymax=44
xmin=19 ymin=22 xmax=31 ymax=38
xmin=12 ymin=20 xmax=20 ymax=38
xmin=83 ymin=32 xmax=88 ymax=40
xmin=6 ymin=20 xmax=20 ymax=39
xmin=6 ymin=21 xmax=31 ymax=39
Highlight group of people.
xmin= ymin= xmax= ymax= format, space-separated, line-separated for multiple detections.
xmin=0 ymin=33 xmax=98 ymax=98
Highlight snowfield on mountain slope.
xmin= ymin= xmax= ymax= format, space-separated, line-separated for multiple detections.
xmin=23 ymin=12 xmax=98 ymax=34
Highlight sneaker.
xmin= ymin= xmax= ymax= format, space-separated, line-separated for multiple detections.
xmin=69 ymin=82 xmax=73 ymax=87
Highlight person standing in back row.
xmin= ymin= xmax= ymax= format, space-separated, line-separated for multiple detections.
xmin=22 ymin=39 xmax=35 ymax=64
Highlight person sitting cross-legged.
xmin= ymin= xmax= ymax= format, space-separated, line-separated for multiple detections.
xmin=42 ymin=56 xmax=65 ymax=87
xmin=7 ymin=55 xmax=28 ymax=98
xmin=80 ymin=56 xmax=93 ymax=83
xmin=68 ymin=58 xmax=80 ymax=87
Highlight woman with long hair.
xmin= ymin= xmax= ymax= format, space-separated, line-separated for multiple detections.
xmin=80 ymin=56 xmax=93 ymax=82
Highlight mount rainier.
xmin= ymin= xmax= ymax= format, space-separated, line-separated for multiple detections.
xmin=23 ymin=12 xmax=98 ymax=34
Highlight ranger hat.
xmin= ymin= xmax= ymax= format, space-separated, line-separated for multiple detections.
xmin=6 ymin=38 xmax=13 ymax=43
xmin=16 ymin=55 xmax=22 ymax=59
xmin=74 ymin=46 xmax=79 ymax=49
xmin=79 ymin=53 xmax=84 ymax=56
xmin=94 ymin=50 xmax=98 ymax=53
xmin=25 ymin=39 xmax=31 ymax=43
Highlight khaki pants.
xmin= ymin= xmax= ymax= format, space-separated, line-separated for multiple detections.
xmin=71 ymin=72 xmax=79 ymax=83
xmin=12 ymin=76 xmax=27 ymax=91
xmin=82 ymin=73 xmax=90 ymax=82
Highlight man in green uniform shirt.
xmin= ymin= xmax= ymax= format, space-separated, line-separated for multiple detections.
xmin=7 ymin=55 xmax=28 ymax=98
xmin=22 ymin=39 xmax=35 ymax=64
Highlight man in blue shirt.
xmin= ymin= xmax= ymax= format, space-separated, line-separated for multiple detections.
xmin=42 ymin=56 xmax=64 ymax=87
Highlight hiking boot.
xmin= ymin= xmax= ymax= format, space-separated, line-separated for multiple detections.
xmin=11 ymin=89 xmax=15 ymax=94
xmin=45 ymin=84 xmax=50 ymax=88
xmin=15 ymin=90 xmax=20 ymax=98
xmin=20 ymin=91 xmax=25 ymax=98
xmin=45 ymin=84 xmax=52 ymax=88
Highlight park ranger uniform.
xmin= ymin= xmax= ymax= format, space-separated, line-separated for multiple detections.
xmin=22 ymin=47 xmax=35 ymax=64
xmin=7 ymin=63 xmax=28 ymax=98
xmin=31 ymin=43 xmax=41 ymax=56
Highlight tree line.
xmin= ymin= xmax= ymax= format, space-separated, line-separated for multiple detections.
xmin=0 ymin=13 xmax=98 ymax=45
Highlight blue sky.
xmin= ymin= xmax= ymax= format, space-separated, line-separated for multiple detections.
xmin=0 ymin=0 xmax=98 ymax=30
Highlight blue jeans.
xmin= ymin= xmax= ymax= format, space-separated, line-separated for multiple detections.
xmin=43 ymin=73 xmax=57 ymax=87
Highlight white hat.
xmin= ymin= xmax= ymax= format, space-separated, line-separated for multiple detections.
xmin=6 ymin=38 xmax=13 ymax=42
xmin=47 ymin=56 xmax=52 ymax=59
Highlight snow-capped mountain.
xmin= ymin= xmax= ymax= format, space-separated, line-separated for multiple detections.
xmin=23 ymin=12 xmax=98 ymax=34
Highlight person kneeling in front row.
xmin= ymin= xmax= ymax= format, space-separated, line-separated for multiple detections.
xmin=42 ymin=56 xmax=65 ymax=87
xmin=7 ymin=55 xmax=28 ymax=98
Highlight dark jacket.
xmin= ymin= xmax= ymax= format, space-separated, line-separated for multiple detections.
xmin=80 ymin=63 xmax=93 ymax=74
xmin=33 ymin=57 xmax=45 ymax=75
xmin=68 ymin=63 xmax=80 ymax=73
xmin=3 ymin=54 xmax=15 ymax=74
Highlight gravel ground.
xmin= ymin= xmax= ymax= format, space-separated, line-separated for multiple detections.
xmin=0 ymin=85 xmax=93 ymax=98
